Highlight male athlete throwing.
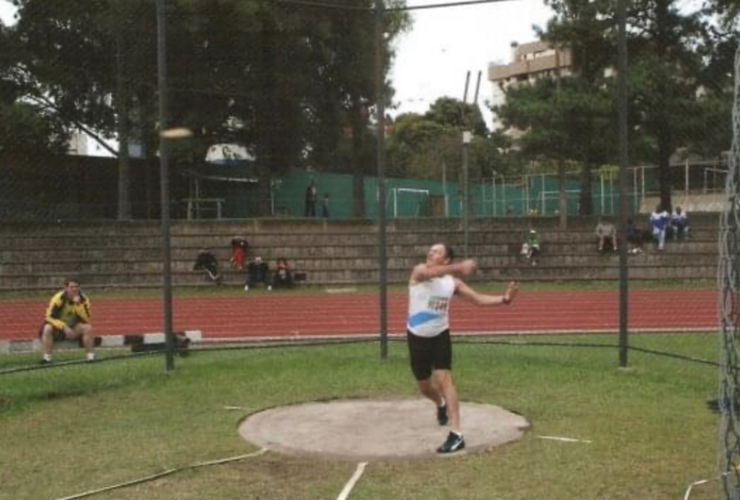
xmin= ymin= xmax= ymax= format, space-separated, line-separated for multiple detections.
xmin=407 ymin=243 xmax=518 ymax=453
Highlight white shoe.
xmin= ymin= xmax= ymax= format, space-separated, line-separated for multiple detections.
xmin=244 ymin=284 xmax=249 ymax=291
xmin=267 ymin=285 xmax=272 ymax=291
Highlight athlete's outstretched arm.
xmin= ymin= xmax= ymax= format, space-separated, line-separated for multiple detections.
xmin=454 ymin=280 xmax=518 ymax=306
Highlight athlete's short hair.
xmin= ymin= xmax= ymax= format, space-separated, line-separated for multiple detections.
xmin=442 ymin=244 xmax=455 ymax=262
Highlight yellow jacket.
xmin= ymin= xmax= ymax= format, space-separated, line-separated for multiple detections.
xmin=44 ymin=291 xmax=92 ymax=331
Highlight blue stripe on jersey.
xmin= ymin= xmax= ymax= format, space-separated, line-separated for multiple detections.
xmin=408 ymin=311 xmax=441 ymax=328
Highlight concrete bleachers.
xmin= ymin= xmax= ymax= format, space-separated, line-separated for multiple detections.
xmin=0 ymin=215 xmax=720 ymax=292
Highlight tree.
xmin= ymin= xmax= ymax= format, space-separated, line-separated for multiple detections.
xmin=304 ymin=0 xmax=409 ymax=217
xmin=426 ymin=96 xmax=488 ymax=136
xmin=627 ymin=0 xmax=707 ymax=211
xmin=495 ymin=75 xmax=615 ymax=214
xmin=496 ymin=0 xmax=721 ymax=213
xmin=538 ymin=0 xmax=618 ymax=214
xmin=4 ymin=0 xmax=409 ymax=218
xmin=387 ymin=99 xmax=512 ymax=189
xmin=0 ymin=24 xmax=68 ymax=157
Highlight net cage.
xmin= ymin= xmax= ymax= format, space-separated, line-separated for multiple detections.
xmin=0 ymin=2 xmax=738 ymax=498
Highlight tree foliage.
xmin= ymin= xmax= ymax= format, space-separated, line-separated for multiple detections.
xmin=3 ymin=0 xmax=408 ymax=216
xmin=387 ymin=97 xmax=512 ymax=184
xmin=494 ymin=0 xmax=736 ymax=213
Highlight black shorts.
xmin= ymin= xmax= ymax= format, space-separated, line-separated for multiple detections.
xmin=407 ymin=329 xmax=452 ymax=381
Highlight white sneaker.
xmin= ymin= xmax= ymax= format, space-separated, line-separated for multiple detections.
xmin=267 ymin=285 xmax=272 ymax=291
xmin=243 ymin=284 xmax=249 ymax=291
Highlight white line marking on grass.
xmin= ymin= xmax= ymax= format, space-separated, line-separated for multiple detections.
xmin=336 ymin=461 xmax=368 ymax=500
xmin=683 ymin=478 xmax=711 ymax=500
xmin=536 ymin=435 xmax=592 ymax=444
xmin=683 ymin=469 xmax=740 ymax=500
xmin=53 ymin=448 xmax=267 ymax=500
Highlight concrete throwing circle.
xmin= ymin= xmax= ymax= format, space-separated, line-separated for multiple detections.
xmin=238 ymin=398 xmax=530 ymax=460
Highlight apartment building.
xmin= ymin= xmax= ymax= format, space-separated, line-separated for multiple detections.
xmin=489 ymin=40 xmax=572 ymax=89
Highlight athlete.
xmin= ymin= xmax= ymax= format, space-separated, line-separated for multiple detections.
xmin=39 ymin=278 xmax=95 ymax=364
xmin=407 ymin=243 xmax=518 ymax=453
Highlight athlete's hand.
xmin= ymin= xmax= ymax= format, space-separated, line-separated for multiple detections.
xmin=505 ymin=281 xmax=519 ymax=303
xmin=459 ymin=259 xmax=477 ymax=277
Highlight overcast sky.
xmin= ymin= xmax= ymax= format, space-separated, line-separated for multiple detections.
xmin=391 ymin=0 xmax=554 ymax=126
xmin=0 ymin=0 xmax=554 ymax=129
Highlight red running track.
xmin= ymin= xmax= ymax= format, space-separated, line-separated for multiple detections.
xmin=0 ymin=290 xmax=719 ymax=342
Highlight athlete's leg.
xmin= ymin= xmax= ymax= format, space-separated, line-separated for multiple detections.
xmin=434 ymin=369 xmax=460 ymax=433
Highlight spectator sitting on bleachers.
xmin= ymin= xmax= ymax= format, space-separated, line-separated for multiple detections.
xmin=194 ymin=249 xmax=221 ymax=283
xmin=595 ymin=216 xmax=617 ymax=253
xmin=649 ymin=204 xmax=670 ymax=251
xmin=272 ymin=258 xmax=294 ymax=289
xmin=230 ymin=236 xmax=248 ymax=270
xmin=670 ymin=206 xmax=689 ymax=240
xmin=244 ymin=256 xmax=270 ymax=291
xmin=520 ymin=229 xmax=541 ymax=266
xmin=626 ymin=217 xmax=644 ymax=254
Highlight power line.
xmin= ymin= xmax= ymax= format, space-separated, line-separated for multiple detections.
xmin=399 ymin=0 xmax=519 ymax=12
xmin=269 ymin=0 xmax=371 ymax=11
xmin=267 ymin=0 xmax=518 ymax=12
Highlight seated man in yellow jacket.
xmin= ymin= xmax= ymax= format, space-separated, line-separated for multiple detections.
xmin=39 ymin=278 xmax=95 ymax=364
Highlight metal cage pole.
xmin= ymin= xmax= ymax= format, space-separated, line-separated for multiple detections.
xmin=617 ymin=0 xmax=629 ymax=368
xmin=375 ymin=0 xmax=388 ymax=360
xmin=155 ymin=0 xmax=175 ymax=372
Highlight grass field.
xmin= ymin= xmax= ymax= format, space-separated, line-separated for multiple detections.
xmin=0 ymin=333 xmax=721 ymax=500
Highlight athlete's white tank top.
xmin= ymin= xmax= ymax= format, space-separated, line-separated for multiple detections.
xmin=407 ymin=274 xmax=455 ymax=338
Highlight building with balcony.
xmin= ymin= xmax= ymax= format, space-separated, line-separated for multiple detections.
xmin=488 ymin=41 xmax=573 ymax=138
xmin=489 ymin=40 xmax=572 ymax=90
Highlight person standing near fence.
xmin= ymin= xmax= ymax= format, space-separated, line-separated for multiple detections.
xmin=305 ymin=180 xmax=317 ymax=217
xmin=407 ymin=243 xmax=519 ymax=453
xmin=321 ymin=194 xmax=330 ymax=219
xmin=38 ymin=278 xmax=95 ymax=364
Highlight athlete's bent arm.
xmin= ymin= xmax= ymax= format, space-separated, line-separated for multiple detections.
xmin=454 ymin=280 xmax=519 ymax=306
xmin=410 ymin=260 xmax=477 ymax=284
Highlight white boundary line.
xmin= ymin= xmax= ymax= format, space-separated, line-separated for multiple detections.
xmin=683 ymin=470 xmax=737 ymax=500
xmin=536 ymin=435 xmax=592 ymax=444
xmin=336 ymin=462 xmax=368 ymax=500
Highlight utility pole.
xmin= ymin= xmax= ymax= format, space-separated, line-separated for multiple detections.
xmin=461 ymin=72 xmax=471 ymax=257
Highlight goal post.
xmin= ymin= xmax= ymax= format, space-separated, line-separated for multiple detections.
xmin=389 ymin=188 xmax=431 ymax=218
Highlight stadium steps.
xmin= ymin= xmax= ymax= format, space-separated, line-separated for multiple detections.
xmin=0 ymin=217 xmax=721 ymax=291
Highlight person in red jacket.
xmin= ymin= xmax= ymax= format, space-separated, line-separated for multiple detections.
xmin=230 ymin=236 xmax=248 ymax=270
